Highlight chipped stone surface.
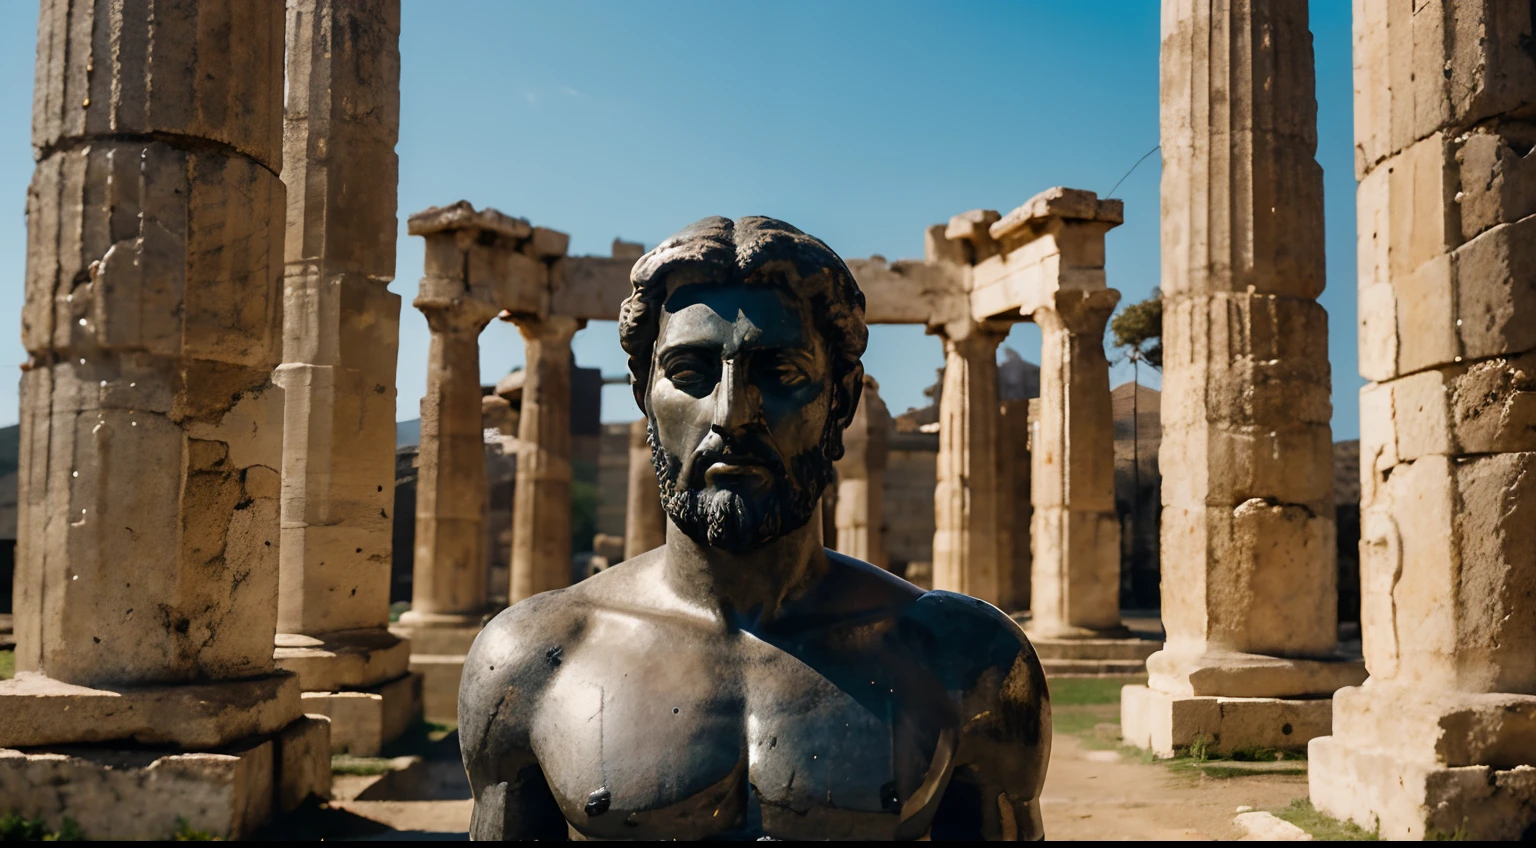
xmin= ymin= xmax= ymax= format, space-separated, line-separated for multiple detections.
xmin=1120 ymin=684 xmax=1335 ymax=759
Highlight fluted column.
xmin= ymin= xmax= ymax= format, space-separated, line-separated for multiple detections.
xmin=1028 ymin=290 xmax=1124 ymax=638
xmin=1122 ymin=0 xmax=1362 ymax=760
xmin=271 ymin=2 xmax=411 ymax=733
xmin=1 ymin=2 xmax=331 ymax=837
xmin=834 ymin=375 xmax=890 ymax=567
xmin=931 ymin=324 xmax=1006 ymax=604
xmin=1308 ymin=0 xmax=1536 ymax=839
xmin=508 ymin=316 xmax=580 ymax=602
xmin=623 ymin=419 xmax=666 ymax=560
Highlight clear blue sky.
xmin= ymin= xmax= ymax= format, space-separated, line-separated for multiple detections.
xmin=0 ymin=1 xmax=1362 ymax=437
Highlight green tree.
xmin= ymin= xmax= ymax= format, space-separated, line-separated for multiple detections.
xmin=1110 ymin=288 xmax=1163 ymax=370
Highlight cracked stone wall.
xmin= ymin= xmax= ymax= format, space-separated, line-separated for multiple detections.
xmin=14 ymin=0 xmax=287 ymax=687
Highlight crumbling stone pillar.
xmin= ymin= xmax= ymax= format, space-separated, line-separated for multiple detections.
xmin=1122 ymin=0 xmax=1363 ymax=759
xmin=1307 ymin=0 xmax=1536 ymax=839
xmin=271 ymin=0 xmax=419 ymax=757
xmin=624 ymin=419 xmax=666 ymax=560
xmin=931 ymin=324 xmax=1006 ymax=604
xmin=834 ymin=375 xmax=890 ymax=567
xmin=1028 ymin=289 xmax=1125 ymax=638
xmin=0 ymin=1 xmax=329 ymax=838
xmin=998 ymin=399 xmax=1032 ymax=612
xmin=393 ymin=202 xmax=527 ymax=722
xmin=508 ymin=315 xmax=580 ymax=602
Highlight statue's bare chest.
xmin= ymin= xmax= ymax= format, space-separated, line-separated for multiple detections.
xmin=528 ymin=616 xmax=956 ymax=840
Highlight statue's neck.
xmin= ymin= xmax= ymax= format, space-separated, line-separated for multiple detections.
xmin=661 ymin=513 xmax=827 ymax=630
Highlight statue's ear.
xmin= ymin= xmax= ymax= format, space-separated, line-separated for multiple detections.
xmin=835 ymin=362 xmax=865 ymax=431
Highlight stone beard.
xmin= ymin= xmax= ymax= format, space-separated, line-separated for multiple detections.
xmin=646 ymin=417 xmax=835 ymax=553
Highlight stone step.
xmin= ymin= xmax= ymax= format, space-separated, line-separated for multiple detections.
xmin=1042 ymin=659 xmax=1152 ymax=677
xmin=1031 ymin=638 xmax=1163 ymax=661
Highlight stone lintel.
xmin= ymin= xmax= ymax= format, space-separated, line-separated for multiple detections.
xmin=407 ymin=201 xmax=531 ymax=239
xmin=845 ymin=256 xmax=968 ymax=326
xmin=273 ymin=628 xmax=411 ymax=692
xmin=1119 ymin=684 xmax=1332 ymax=758
xmin=0 ymin=672 xmax=304 ymax=750
xmin=0 ymin=714 xmax=330 ymax=840
xmin=1145 ymin=648 xmax=1367 ymax=699
xmin=989 ymin=186 xmax=1123 ymax=243
xmin=300 ymin=672 xmax=423 ymax=757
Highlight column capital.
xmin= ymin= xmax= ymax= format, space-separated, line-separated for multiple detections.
xmin=934 ymin=319 xmax=1010 ymax=352
xmin=413 ymin=294 xmax=501 ymax=335
xmin=1030 ymin=288 xmax=1121 ymax=336
xmin=509 ymin=313 xmax=584 ymax=345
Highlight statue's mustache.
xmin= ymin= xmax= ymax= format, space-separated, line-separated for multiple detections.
xmin=681 ymin=431 xmax=786 ymax=488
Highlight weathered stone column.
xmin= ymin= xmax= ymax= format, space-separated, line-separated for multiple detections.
xmin=1307 ymin=0 xmax=1536 ymax=839
xmin=834 ymin=375 xmax=890 ymax=567
xmin=271 ymin=0 xmax=418 ymax=757
xmin=931 ymin=324 xmax=1006 ymax=604
xmin=0 ymin=1 xmax=329 ymax=838
xmin=998 ymin=399 xmax=1033 ymax=612
xmin=1028 ymin=289 xmax=1125 ymax=638
xmin=1121 ymin=0 xmax=1363 ymax=759
xmin=624 ymin=418 xmax=666 ymax=560
xmin=393 ymin=202 xmax=529 ymax=722
xmin=508 ymin=315 xmax=581 ymax=602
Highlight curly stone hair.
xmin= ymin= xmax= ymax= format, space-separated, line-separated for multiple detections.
xmin=617 ymin=216 xmax=869 ymax=459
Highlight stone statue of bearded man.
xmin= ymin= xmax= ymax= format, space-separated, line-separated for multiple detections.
xmin=459 ymin=216 xmax=1051 ymax=841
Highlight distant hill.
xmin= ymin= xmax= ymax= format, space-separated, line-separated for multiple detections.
xmin=396 ymin=419 xmax=421 ymax=448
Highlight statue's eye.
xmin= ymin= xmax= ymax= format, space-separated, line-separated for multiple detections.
xmin=757 ymin=356 xmax=808 ymax=387
xmin=665 ymin=355 xmax=712 ymax=387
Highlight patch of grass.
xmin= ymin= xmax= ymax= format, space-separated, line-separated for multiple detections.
xmin=331 ymin=756 xmax=395 ymax=776
xmin=0 ymin=813 xmax=86 ymax=841
xmin=0 ymin=649 xmax=14 ymax=680
xmin=1272 ymin=798 xmax=1379 ymax=840
xmin=1047 ymin=676 xmax=1146 ymax=707
xmin=172 ymin=816 xmax=218 ymax=841
xmin=1172 ymin=761 xmax=1308 ymax=779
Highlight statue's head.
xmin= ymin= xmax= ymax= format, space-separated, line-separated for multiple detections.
xmin=618 ymin=216 xmax=868 ymax=552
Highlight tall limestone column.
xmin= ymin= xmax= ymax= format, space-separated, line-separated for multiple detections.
xmin=271 ymin=0 xmax=419 ymax=757
xmin=1308 ymin=0 xmax=1536 ymax=839
xmin=508 ymin=315 xmax=581 ymax=602
xmin=1121 ymin=0 xmax=1364 ymax=759
xmin=834 ymin=375 xmax=891 ymax=567
xmin=998 ymin=399 xmax=1033 ymax=612
xmin=393 ymin=202 xmax=529 ymax=722
xmin=1027 ymin=289 xmax=1125 ymax=638
xmin=0 ymin=1 xmax=329 ymax=838
xmin=624 ymin=418 xmax=667 ymax=560
xmin=931 ymin=323 xmax=1006 ymax=604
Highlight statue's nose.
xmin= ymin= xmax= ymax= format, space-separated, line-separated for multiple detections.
xmin=711 ymin=358 xmax=756 ymax=435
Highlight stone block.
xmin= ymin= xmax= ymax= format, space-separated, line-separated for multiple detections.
xmin=1454 ymin=214 xmax=1536 ymax=363
xmin=1457 ymin=125 xmax=1536 ymax=242
xmin=1364 ymin=352 xmax=1536 ymax=478
xmin=0 ymin=671 xmax=302 ymax=750
xmin=0 ymin=738 xmax=276 ymax=839
xmin=32 ymin=0 xmax=284 ymax=169
xmin=276 ymin=714 xmax=332 ymax=812
xmin=1144 ymin=649 xmax=1366 ymax=699
xmin=410 ymin=654 xmax=468 ymax=725
xmin=1363 ymin=453 xmax=1536 ymax=691
xmin=526 ymin=226 xmax=570 ymax=260
xmin=1310 ymin=733 xmax=1536 ymax=840
xmin=1233 ymin=811 xmax=1312 ymax=841
xmin=274 ymin=629 xmax=411 ymax=692
xmin=1120 ymin=684 xmax=1333 ymax=758
xmin=1330 ymin=684 xmax=1536 ymax=769
xmin=299 ymin=671 xmax=422 ymax=756
xmin=1160 ymin=422 xmax=1334 ymax=511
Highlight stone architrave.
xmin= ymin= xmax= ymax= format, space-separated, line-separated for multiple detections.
xmin=834 ymin=375 xmax=891 ymax=568
xmin=0 ymin=1 xmax=330 ymax=838
xmin=930 ymin=323 xmax=1007 ymax=604
xmin=1121 ymin=0 xmax=1364 ymax=760
xmin=271 ymin=0 xmax=419 ymax=757
xmin=393 ymin=202 xmax=534 ymax=722
xmin=624 ymin=418 xmax=667 ymax=560
xmin=508 ymin=315 xmax=581 ymax=603
xmin=1027 ymin=289 xmax=1124 ymax=638
xmin=1306 ymin=0 xmax=1536 ymax=839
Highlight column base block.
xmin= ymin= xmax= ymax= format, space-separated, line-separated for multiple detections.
xmin=1307 ymin=685 xmax=1536 ymax=840
xmin=390 ymin=622 xmax=483 ymax=725
xmin=0 ymin=714 xmax=331 ymax=840
xmin=0 ymin=672 xmax=302 ymax=749
xmin=1146 ymin=648 xmax=1366 ymax=698
xmin=1119 ymin=684 xmax=1332 ymax=758
xmin=1028 ymin=635 xmax=1161 ymax=677
xmin=299 ymin=672 xmax=423 ymax=756
xmin=273 ymin=628 xmax=412 ymax=692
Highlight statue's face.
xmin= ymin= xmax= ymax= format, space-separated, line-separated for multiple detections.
xmin=646 ymin=281 xmax=836 ymax=552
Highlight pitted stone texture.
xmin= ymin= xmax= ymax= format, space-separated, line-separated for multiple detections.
xmin=1119 ymin=684 xmax=1333 ymax=759
xmin=273 ymin=628 xmax=410 ymax=691
xmin=32 ymin=0 xmax=284 ymax=169
xmin=299 ymin=672 xmax=421 ymax=756
xmin=277 ymin=714 xmax=333 ymax=812
xmin=0 ymin=671 xmax=302 ymax=749
xmin=1357 ymin=453 xmax=1536 ymax=694
xmin=1145 ymin=649 xmax=1366 ymax=699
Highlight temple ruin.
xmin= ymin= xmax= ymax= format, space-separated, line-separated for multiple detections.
xmin=0 ymin=0 xmax=1532 ymax=839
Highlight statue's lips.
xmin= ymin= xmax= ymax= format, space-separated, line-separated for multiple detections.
xmin=700 ymin=455 xmax=774 ymax=487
